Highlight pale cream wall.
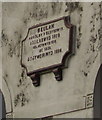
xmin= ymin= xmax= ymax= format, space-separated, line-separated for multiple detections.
xmin=1 ymin=2 xmax=101 ymax=118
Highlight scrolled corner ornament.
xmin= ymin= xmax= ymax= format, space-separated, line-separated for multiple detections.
xmin=21 ymin=16 xmax=76 ymax=87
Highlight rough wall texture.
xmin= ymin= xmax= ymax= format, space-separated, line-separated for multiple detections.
xmin=2 ymin=2 xmax=101 ymax=118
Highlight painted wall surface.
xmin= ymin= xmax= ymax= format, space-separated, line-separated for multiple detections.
xmin=1 ymin=2 xmax=101 ymax=118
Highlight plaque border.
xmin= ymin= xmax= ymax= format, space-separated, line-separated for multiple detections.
xmin=21 ymin=16 xmax=76 ymax=76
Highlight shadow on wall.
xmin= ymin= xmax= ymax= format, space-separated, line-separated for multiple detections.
xmin=93 ymin=64 xmax=102 ymax=118
xmin=0 ymin=91 xmax=6 ymax=119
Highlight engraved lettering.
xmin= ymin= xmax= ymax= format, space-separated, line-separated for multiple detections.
xmin=38 ymin=24 xmax=54 ymax=33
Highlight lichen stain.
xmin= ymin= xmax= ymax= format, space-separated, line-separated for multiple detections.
xmin=22 ymin=3 xmax=49 ymax=25
xmin=77 ymin=24 xmax=82 ymax=49
xmin=14 ymin=91 xmax=29 ymax=107
xmin=2 ymin=30 xmax=21 ymax=58
xmin=17 ymin=70 xmax=27 ymax=87
xmin=6 ymin=31 xmax=21 ymax=58
xmin=2 ymin=29 xmax=9 ymax=47
xmin=51 ymin=2 xmax=62 ymax=15
xmin=65 ymin=2 xmax=83 ymax=13
xmin=22 ymin=2 xmax=64 ymax=26
xmin=15 ymin=69 xmax=30 ymax=107
xmin=8 ymin=43 xmax=14 ymax=57
xmin=7 ymin=42 xmax=20 ymax=58
xmin=74 ymin=2 xmax=101 ymax=77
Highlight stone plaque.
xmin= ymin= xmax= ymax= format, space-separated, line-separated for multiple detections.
xmin=21 ymin=16 xmax=75 ymax=86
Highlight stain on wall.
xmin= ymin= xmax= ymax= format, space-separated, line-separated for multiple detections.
xmin=2 ymin=2 xmax=101 ymax=118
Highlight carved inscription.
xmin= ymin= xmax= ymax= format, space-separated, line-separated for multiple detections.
xmin=27 ymin=24 xmax=63 ymax=62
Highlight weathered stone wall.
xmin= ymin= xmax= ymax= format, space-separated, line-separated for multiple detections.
xmin=2 ymin=2 xmax=101 ymax=118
